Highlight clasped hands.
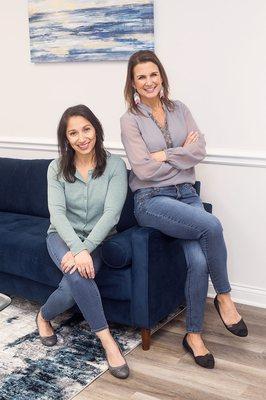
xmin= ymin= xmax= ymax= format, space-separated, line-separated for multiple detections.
xmin=150 ymin=130 xmax=199 ymax=162
xmin=61 ymin=250 xmax=95 ymax=279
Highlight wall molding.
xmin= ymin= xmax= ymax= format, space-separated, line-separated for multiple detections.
xmin=208 ymin=282 xmax=266 ymax=308
xmin=0 ymin=137 xmax=266 ymax=167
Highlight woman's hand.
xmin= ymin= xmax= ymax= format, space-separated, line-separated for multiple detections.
xmin=61 ymin=251 xmax=76 ymax=273
xmin=183 ymin=131 xmax=199 ymax=147
xmin=74 ymin=250 xmax=95 ymax=279
xmin=150 ymin=150 xmax=167 ymax=162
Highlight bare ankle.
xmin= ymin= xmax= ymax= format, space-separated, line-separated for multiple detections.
xmin=217 ymin=292 xmax=231 ymax=301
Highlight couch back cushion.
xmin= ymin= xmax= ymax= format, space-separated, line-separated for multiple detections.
xmin=116 ymin=170 xmax=138 ymax=231
xmin=0 ymin=158 xmax=51 ymax=218
xmin=0 ymin=158 xmax=137 ymax=226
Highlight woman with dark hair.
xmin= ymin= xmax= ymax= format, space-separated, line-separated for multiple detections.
xmin=121 ymin=50 xmax=248 ymax=369
xmin=36 ymin=105 xmax=129 ymax=379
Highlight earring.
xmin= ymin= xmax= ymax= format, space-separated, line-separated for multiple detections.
xmin=160 ymin=86 xmax=164 ymax=99
xmin=133 ymin=90 xmax=140 ymax=105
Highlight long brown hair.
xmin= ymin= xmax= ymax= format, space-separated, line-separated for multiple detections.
xmin=124 ymin=50 xmax=175 ymax=114
xmin=57 ymin=105 xmax=107 ymax=182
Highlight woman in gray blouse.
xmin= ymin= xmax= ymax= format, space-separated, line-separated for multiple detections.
xmin=36 ymin=104 xmax=129 ymax=379
xmin=121 ymin=50 xmax=248 ymax=369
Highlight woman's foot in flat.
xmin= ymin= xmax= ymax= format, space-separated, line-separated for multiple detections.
xmin=183 ymin=333 xmax=215 ymax=369
xmin=214 ymin=294 xmax=248 ymax=337
xmin=36 ymin=311 xmax=57 ymax=347
xmin=104 ymin=341 xmax=129 ymax=379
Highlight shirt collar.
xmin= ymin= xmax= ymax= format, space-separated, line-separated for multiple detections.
xmin=74 ymin=169 xmax=93 ymax=183
xmin=137 ymin=101 xmax=167 ymax=115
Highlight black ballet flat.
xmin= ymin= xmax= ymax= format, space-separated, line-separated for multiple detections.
xmin=35 ymin=312 xmax=57 ymax=347
xmin=182 ymin=334 xmax=215 ymax=369
xmin=214 ymin=295 xmax=248 ymax=337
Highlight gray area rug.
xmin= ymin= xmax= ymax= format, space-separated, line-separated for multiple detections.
xmin=0 ymin=294 xmax=11 ymax=311
xmin=0 ymin=298 xmax=141 ymax=400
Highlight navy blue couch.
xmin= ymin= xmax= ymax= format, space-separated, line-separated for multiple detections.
xmin=0 ymin=157 xmax=211 ymax=349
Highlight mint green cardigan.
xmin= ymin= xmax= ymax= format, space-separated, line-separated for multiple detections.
xmin=47 ymin=154 xmax=127 ymax=255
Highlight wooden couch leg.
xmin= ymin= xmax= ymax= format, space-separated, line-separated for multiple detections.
xmin=141 ymin=328 xmax=151 ymax=350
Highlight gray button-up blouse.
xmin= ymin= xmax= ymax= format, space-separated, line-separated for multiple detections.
xmin=120 ymin=100 xmax=206 ymax=192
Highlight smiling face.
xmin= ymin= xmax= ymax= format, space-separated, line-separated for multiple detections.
xmin=66 ymin=115 xmax=96 ymax=157
xmin=132 ymin=61 xmax=163 ymax=103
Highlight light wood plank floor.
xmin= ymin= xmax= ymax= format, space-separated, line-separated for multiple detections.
xmin=73 ymin=299 xmax=266 ymax=400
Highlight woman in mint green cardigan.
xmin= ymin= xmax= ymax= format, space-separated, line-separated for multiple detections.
xmin=36 ymin=104 xmax=129 ymax=379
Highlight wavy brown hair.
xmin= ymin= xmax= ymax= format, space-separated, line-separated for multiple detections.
xmin=124 ymin=50 xmax=175 ymax=114
xmin=57 ymin=105 xmax=107 ymax=182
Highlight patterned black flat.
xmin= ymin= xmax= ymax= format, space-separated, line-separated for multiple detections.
xmin=214 ymin=295 xmax=248 ymax=337
xmin=182 ymin=334 xmax=215 ymax=369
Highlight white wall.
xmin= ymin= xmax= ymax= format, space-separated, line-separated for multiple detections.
xmin=1 ymin=1 xmax=266 ymax=307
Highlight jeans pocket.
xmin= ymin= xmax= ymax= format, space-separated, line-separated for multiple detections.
xmin=134 ymin=188 xmax=154 ymax=212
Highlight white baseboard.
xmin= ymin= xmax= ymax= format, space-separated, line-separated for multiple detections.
xmin=208 ymin=282 xmax=266 ymax=308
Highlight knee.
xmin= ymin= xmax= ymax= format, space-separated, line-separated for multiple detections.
xmin=206 ymin=214 xmax=223 ymax=236
xmin=66 ymin=270 xmax=94 ymax=286
xmin=67 ymin=271 xmax=83 ymax=285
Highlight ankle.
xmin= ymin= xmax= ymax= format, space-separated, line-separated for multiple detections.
xmin=38 ymin=311 xmax=49 ymax=324
xmin=187 ymin=332 xmax=202 ymax=339
xmin=217 ymin=293 xmax=231 ymax=304
xmin=186 ymin=333 xmax=203 ymax=344
xmin=97 ymin=330 xmax=117 ymax=351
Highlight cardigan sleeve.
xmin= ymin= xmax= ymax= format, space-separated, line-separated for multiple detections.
xmin=165 ymin=102 xmax=206 ymax=169
xmin=47 ymin=160 xmax=86 ymax=256
xmin=121 ymin=113 xmax=180 ymax=181
xmin=83 ymin=158 xmax=127 ymax=253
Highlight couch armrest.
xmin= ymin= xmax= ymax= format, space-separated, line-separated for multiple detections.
xmin=101 ymin=226 xmax=138 ymax=268
xmin=130 ymin=227 xmax=187 ymax=328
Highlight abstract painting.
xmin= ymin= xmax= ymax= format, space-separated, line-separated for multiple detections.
xmin=28 ymin=0 xmax=154 ymax=62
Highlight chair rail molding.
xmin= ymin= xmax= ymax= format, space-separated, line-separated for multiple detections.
xmin=0 ymin=137 xmax=266 ymax=167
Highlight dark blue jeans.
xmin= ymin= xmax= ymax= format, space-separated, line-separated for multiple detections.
xmin=41 ymin=233 xmax=108 ymax=333
xmin=134 ymin=183 xmax=231 ymax=332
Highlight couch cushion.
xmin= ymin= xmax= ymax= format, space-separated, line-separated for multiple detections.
xmin=0 ymin=212 xmax=62 ymax=287
xmin=0 ymin=158 xmax=51 ymax=218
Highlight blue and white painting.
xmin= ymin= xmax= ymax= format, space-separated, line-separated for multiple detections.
xmin=28 ymin=0 xmax=154 ymax=62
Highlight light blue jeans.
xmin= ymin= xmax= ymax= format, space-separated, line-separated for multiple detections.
xmin=41 ymin=232 xmax=108 ymax=333
xmin=134 ymin=183 xmax=231 ymax=332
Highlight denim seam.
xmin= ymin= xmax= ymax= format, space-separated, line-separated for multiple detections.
xmin=184 ymin=246 xmax=192 ymax=331
xmin=85 ymin=280 xmax=107 ymax=331
xmin=142 ymin=209 xmax=202 ymax=234
xmin=200 ymin=232 xmax=229 ymax=294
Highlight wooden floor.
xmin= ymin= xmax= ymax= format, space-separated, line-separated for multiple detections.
xmin=73 ymin=299 xmax=266 ymax=400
